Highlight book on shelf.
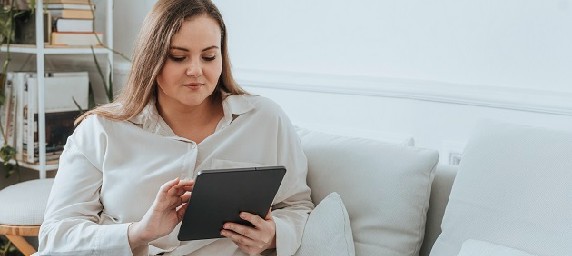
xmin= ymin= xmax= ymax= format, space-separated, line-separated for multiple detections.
xmin=45 ymin=3 xmax=95 ymax=10
xmin=47 ymin=9 xmax=94 ymax=19
xmin=26 ymin=72 xmax=90 ymax=113
xmin=23 ymin=111 xmax=79 ymax=164
xmin=0 ymin=72 xmax=26 ymax=163
xmin=13 ymin=11 xmax=52 ymax=44
xmin=53 ymin=18 xmax=94 ymax=32
xmin=20 ymin=72 xmax=89 ymax=164
xmin=51 ymin=32 xmax=103 ymax=46
xmin=14 ymin=73 xmax=26 ymax=162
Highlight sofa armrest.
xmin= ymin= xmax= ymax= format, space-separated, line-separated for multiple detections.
xmin=419 ymin=164 xmax=458 ymax=256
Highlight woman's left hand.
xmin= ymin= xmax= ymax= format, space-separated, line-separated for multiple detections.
xmin=221 ymin=210 xmax=276 ymax=255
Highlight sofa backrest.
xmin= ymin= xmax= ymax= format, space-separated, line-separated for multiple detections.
xmin=419 ymin=164 xmax=458 ymax=256
xmin=430 ymin=121 xmax=572 ymax=256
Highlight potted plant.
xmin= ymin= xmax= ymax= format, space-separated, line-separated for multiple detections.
xmin=0 ymin=0 xmax=31 ymax=180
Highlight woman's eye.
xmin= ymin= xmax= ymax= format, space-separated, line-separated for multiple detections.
xmin=168 ymin=55 xmax=186 ymax=62
xmin=202 ymin=55 xmax=216 ymax=61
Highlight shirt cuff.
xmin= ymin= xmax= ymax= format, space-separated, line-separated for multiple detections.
xmin=98 ymin=222 xmax=135 ymax=256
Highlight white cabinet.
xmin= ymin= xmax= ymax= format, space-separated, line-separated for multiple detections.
xmin=0 ymin=0 xmax=114 ymax=179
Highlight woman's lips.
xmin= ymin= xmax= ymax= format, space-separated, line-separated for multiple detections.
xmin=184 ymin=83 xmax=203 ymax=88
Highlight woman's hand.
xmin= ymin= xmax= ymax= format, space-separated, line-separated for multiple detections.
xmin=221 ymin=210 xmax=276 ymax=255
xmin=128 ymin=177 xmax=194 ymax=249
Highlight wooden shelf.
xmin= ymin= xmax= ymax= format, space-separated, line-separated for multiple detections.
xmin=1 ymin=44 xmax=110 ymax=55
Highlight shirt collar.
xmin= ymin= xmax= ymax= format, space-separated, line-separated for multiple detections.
xmin=128 ymin=94 xmax=255 ymax=135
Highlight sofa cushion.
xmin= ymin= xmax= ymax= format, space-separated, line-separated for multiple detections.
xmin=298 ymin=128 xmax=438 ymax=256
xmin=294 ymin=192 xmax=355 ymax=256
xmin=0 ymin=178 xmax=54 ymax=225
xmin=457 ymin=239 xmax=538 ymax=256
xmin=430 ymin=121 xmax=572 ymax=256
xmin=420 ymin=164 xmax=458 ymax=256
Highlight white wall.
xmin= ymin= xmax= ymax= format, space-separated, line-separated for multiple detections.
xmin=111 ymin=0 xmax=156 ymax=58
xmin=113 ymin=1 xmax=572 ymax=164
xmin=215 ymin=0 xmax=572 ymax=93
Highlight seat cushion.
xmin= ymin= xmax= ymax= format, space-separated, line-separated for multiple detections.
xmin=0 ymin=178 xmax=54 ymax=225
xmin=430 ymin=121 xmax=572 ymax=256
xmin=298 ymin=128 xmax=439 ymax=256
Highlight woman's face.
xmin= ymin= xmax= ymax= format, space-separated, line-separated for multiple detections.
xmin=156 ymin=14 xmax=223 ymax=109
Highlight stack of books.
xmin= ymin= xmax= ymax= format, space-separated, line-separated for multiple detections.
xmin=46 ymin=0 xmax=103 ymax=46
xmin=1 ymin=72 xmax=89 ymax=165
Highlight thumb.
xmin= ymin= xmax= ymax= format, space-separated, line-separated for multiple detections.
xmin=265 ymin=208 xmax=272 ymax=220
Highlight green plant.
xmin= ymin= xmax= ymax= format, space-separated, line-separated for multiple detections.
xmin=0 ymin=0 xmax=27 ymax=180
xmin=0 ymin=236 xmax=23 ymax=256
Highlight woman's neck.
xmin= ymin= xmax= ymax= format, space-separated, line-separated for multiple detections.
xmin=156 ymin=96 xmax=224 ymax=142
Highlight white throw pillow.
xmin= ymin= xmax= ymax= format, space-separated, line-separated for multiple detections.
xmin=294 ymin=192 xmax=355 ymax=256
xmin=457 ymin=239 xmax=538 ymax=256
xmin=430 ymin=120 xmax=572 ymax=256
xmin=298 ymin=128 xmax=439 ymax=256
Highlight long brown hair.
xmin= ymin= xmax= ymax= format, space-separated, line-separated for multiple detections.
xmin=76 ymin=0 xmax=247 ymax=125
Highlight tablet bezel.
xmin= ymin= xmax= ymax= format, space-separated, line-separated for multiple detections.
xmin=177 ymin=165 xmax=286 ymax=241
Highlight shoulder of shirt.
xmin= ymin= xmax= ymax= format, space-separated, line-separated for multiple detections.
xmin=75 ymin=114 xmax=117 ymax=134
xmin=237 ymin=94 xmax=287 ymax=118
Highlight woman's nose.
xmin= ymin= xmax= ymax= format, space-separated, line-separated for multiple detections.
xmin=186 ymin=61 xmax=202 ymax=77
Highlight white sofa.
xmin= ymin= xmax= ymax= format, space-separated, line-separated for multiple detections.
xmin=2 ymin=120 xmax=571 ymax=256
xmin=296 ymin=120 xmax=572 ymax=256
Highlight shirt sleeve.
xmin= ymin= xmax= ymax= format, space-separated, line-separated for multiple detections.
xmin=38 ymin=116 xmax=135 ymax=256
xmin=271 ymin=112 xmax=314 ymax=256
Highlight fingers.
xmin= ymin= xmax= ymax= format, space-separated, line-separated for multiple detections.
xmin=180 ymin=191 xmax=192 ymax=202
xmin=240 ymin=212 xmax=265 ymax=228
xmin=155 ymin=178 xmax=194 ymax=209
xmin=160 ymin=177 xmax=180 ymax=194
xmin=221 ymin=228 xmax=262 ymax=248
xmin=169 ymin=180 xmax=195 ymax=196
xmin=222 ymin=214 xmax=274 ymax=244
xmin=176 ymin=203 xmax=189 ymax=221
xmin=264 ymin=208 xmax=272 ymax=220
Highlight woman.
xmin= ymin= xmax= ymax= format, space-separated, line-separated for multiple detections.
xmin=38 ymin=0 xmax=313 ymax=255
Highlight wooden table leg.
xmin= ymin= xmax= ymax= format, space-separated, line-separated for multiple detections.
xmin=6 ymin=235 xmax=37 ymax=256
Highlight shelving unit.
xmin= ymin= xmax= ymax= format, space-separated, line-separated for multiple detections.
xmin=0 ymin=0 xmax=114 ymax=179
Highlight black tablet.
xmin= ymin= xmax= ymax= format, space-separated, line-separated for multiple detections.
xmin=177 ymin=166 xmax=286 ymax=241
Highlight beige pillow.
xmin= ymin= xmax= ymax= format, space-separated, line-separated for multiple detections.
xmin=298 ymin=128 xmax=438 ymax=256
xmin=294 ymin=192 xmax=355 ymax=256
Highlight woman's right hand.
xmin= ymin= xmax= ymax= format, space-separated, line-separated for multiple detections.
xmin=128 ymin=177 xmax=194 ymax=249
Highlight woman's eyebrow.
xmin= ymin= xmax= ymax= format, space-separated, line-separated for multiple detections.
xmin=169 ymin=45 xmax=220 ymax=52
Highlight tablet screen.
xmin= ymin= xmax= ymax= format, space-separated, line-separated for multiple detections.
xmin=177 ymin=166 xmax=286 ymax=241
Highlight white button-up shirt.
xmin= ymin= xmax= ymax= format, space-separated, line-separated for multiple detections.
xmin=38 ymin=95 xmax=314 ymax=256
